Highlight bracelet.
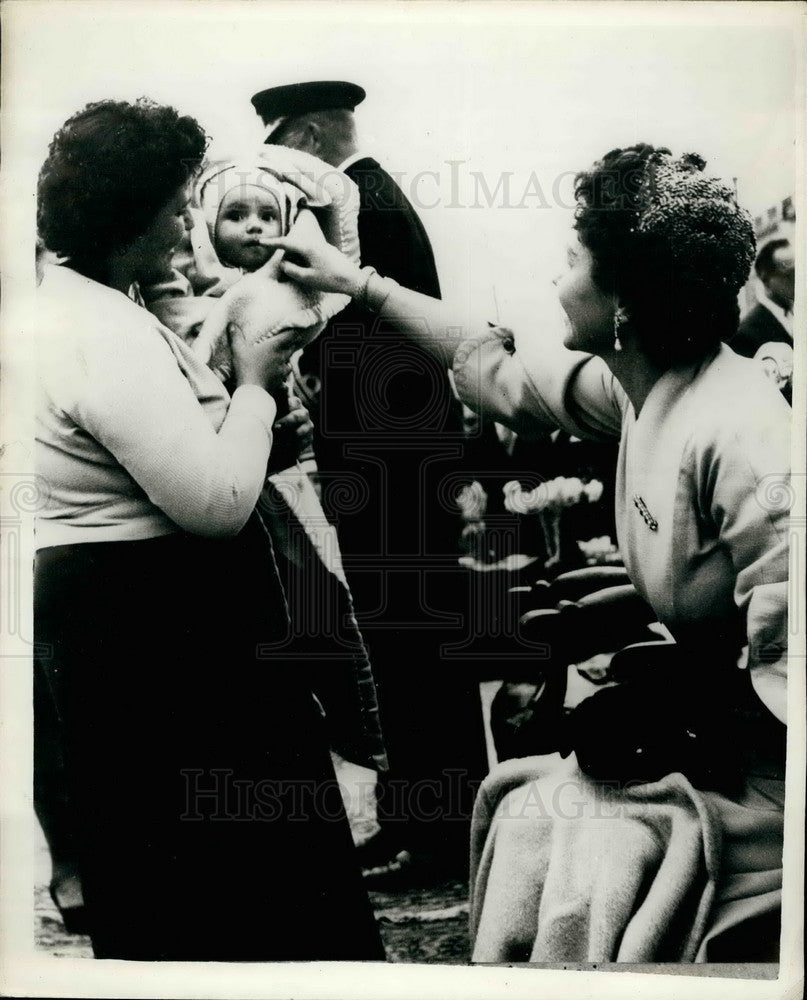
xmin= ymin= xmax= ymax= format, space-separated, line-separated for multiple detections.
xmin=364 ymin=271 xmax=399 ymax=314
xmin=354 ymin=266 xmax=377 ymax=308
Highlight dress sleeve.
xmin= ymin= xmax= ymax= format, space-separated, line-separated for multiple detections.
xmin=698 ymin=405 xmax=791 ymax=723
xmin=452 ymin=325 xmax=623 ymax=440
xmin=71 ymin=321 xmax=277 ymax=538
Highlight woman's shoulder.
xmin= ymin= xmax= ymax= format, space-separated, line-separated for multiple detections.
xmin=39 ymin=263 xmax=173 ymax=348
xmin=692 ymin=345 xmax=790 ymax=428
xmin=683 ymin=344 xmax=790 ymax=465
xmin=41 ymin=262 xmax=148 ymax=314
xmin=37 ymin=263 xmax=182 ymax=397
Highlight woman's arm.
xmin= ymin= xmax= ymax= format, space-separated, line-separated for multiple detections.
xmin=69 ymin=317 xmax=299 ymax=538
xmin=264 ymin=226 xmax=479 ymax=367
xmin=263 ymin=226 xmax=623 ymax=441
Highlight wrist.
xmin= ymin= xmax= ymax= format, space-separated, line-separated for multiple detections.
xmin=351 ymin=266 xmax=399 ymax=312
xmin=363 ymin=271 xmax=399 ymax=313
xmin=233 ymin=370 xmax=262 ymax=389
xmin=351 ymin=266 xmax=378 ymax=306
xmin=346 ymin=264 xmax=374 ymax=300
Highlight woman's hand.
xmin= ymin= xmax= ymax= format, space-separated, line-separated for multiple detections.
xmin=228 ymin=324 xmax=297 ymax=394
xmin=259 ymin=211 xmax=364 ymax=297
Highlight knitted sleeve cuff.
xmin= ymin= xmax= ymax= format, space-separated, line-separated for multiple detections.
xmin=229 ymin=384 xmax=278 ymax=434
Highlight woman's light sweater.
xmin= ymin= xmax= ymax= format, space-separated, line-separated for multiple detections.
xmin=453 ymin=327 xmax=791 ymax=725
xmin=35 ymin=263 xmax=277 ymax=548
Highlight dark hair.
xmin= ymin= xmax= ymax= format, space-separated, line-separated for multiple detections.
xmin=573 ymin=144 xmax=755 ymax=367
xmin=754 ymin=238 xmax=791 ymax=280
xmin=37 ymin=98 xmax=208 ymax=272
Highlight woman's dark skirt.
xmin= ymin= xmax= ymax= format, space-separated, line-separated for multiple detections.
xmin=34 ymin=518 xmax=384 ymax=961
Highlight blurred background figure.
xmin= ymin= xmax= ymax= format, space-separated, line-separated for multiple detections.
xmin=730 ymin=238 xmax=795 ymax=403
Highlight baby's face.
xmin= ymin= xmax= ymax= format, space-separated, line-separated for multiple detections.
xmin=215 ymin=184 xmax=283 ymax=271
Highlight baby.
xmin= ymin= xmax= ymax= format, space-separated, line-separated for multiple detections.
xmin=212 ymin=178 xmax=285 ymax=271
xmin=145 ymin=148 xmax=358 ymax=383
xmin=200 ymin=159 xmax=299 ymax=274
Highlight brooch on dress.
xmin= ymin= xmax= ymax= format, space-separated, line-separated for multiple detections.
xmin=632 ymin=494 xmax=658 ymax=531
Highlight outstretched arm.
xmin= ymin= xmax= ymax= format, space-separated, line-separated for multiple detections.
xmin=261 ymin=224 xmax=480 ymax=368
xmin=261 ymin=223 xmax=623 ymax=442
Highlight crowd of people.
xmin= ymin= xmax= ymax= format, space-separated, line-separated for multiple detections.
xmin=33 ymin=81 xmax=792 ymax=963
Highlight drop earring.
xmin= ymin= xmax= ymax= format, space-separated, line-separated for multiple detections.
xmin=613 ymin=309 xmax=626 ymax=352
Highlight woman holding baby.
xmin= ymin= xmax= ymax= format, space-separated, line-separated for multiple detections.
xmin=34 ymin=99 xmax=385 ymax=961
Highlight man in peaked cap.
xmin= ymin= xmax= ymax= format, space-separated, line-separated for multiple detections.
xmin=252 ymin=80 xmax=367 ymax=141
xmin=252 ymin=81 xmax=485 ymax=884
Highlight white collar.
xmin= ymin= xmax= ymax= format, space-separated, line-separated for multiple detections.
xmin=337 ymin=151 xmax=368 ymax=173
xmin=758 ymin=288 xmax=793 ymax=337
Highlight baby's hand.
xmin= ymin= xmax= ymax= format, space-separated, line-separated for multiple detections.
xmin=267 ymin=398 xmax=314 ymax=473
xmin=277 ymin=397 xmax=314 ymax=451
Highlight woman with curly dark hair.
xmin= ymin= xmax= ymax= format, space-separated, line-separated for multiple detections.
xmin=262 ymin=144 xmax=790 ymax=962
xmin=34 ymin=98 xmax=384 ymax=961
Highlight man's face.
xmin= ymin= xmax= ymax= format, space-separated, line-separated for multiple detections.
xmin=764 ymin=244 xmax=795 ymax=312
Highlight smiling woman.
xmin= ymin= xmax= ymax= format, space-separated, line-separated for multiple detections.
xmin=33 ymin=97 xmax=385 ymax=962
xmin=124 ymin=184 xmax=195 ymax=280
xmin=257 ymin=142 xmax=791 ymax=962
xmin=36 ymin=100 xmax=200 ymax=286
xmin=555 ymin=240 xmax=615 ymax=356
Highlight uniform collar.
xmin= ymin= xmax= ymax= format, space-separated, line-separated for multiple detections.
xmin=337 ymin=151 xmax=369 ymax=172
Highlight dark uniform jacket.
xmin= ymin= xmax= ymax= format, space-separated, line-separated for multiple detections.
xmin=730 ymin=302 xmax=792 ymax=359
xmin=301 ymin=156 xmax=464 ymax=571
xmin=300 ymin=158 xmax=485 ymax=844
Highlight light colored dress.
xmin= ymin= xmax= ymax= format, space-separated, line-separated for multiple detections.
xmin=453 ymin=326 xmax=790 ymax=962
